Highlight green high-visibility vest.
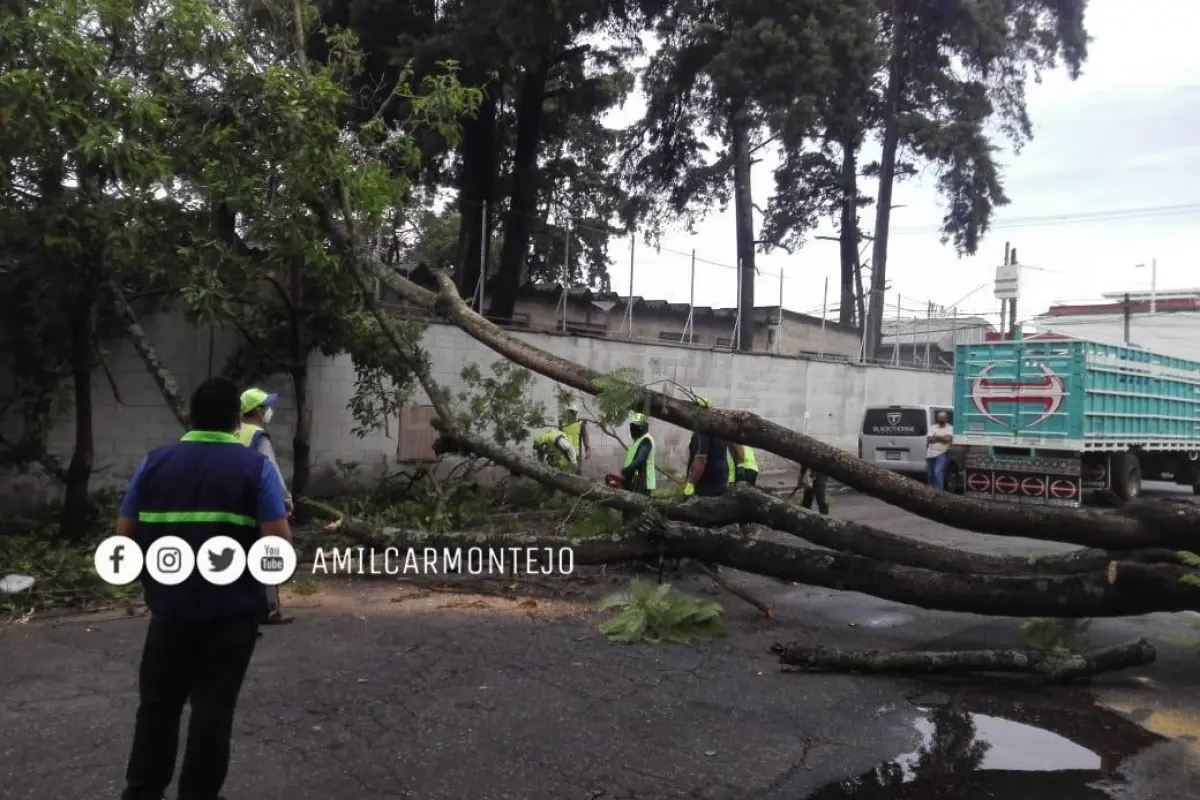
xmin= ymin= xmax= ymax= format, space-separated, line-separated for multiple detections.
xmin=562 ymin=420 xmax=583 ymax=453
xmin=727 ymin=445 xmax=758 ymax=482
xmin=535 ymin=429 xmax=571 ymax=469
xmin=622 ymin=434 xmax=656 ymax=491
xmin=238 ymin=423 xmax=266 ymax=450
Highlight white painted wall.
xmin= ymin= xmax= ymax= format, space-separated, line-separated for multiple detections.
xmin=0 ymin=315 xmax=952 ymax=508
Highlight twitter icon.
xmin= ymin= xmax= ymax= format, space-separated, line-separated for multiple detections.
xmin=197 ymin=537 xmax=247 ymax=586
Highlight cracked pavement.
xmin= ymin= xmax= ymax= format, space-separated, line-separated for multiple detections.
xmin=3 ymin=491 xmax=1200 ymax=799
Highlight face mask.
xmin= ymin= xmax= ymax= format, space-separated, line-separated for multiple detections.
xmin=262 ymin=407 xmax=274 ymax=425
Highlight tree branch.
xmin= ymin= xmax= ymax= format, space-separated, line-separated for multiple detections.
xmin=772 ymin=639 xmax=1156 ymax=682
xmin=109 ymin=280 xmax=188 ymax=428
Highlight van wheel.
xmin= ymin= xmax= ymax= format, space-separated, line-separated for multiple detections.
xmin=1111 ymin=452 xmax=1142 ymax=501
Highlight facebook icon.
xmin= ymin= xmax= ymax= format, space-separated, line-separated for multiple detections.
xmin=94 ymin=536 xmax=144 ymax=586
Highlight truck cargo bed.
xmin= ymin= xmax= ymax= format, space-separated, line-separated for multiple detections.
xmin=953 ymin=338 xmax=1200 ymax=451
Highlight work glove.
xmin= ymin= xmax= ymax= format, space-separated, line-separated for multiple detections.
xmin=683 ymin=482 xmax=695 ymax=497
xmin=734 ymin=468 xmax=746 ymax=484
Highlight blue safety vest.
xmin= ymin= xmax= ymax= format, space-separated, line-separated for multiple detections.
xmin=132 ymin=431 xmax=268 ymax=620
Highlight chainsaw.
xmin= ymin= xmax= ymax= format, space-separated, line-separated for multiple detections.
xmin=605 ymin=472 xmax=624 ymax=490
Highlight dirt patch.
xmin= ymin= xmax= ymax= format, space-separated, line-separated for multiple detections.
xmin=278 ymin=573 xmax=625 ymax=622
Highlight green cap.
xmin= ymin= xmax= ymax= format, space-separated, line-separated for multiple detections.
xmin=631 ymin=412 xmax=649 ymax=424
xmin=240 ymin=388 xmax=278 ymax=414
xmin=694 ymin=395 xmax=711 ymax=408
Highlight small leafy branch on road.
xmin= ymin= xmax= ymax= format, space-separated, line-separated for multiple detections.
xmin=597 ymin=578 xmax=727 ymax=644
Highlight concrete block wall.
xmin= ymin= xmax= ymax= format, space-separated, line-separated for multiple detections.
xmin=367 ymin=324 xmax=953 ymax=478
xmin=0 ymin=314 xmax=952 ymax=507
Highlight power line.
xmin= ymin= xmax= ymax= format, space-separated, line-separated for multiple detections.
xmin=891 ymin=202 xmax=1200 ymax=235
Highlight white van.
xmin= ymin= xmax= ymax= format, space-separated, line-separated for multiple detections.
xmin=858 ymin=405 xmax=962 ymax=492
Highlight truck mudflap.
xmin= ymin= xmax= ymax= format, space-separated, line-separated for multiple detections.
xmin=963 ymin=451 xmax=1083 ymax=507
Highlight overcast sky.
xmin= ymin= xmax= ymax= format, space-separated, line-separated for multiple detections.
xmin=598 ymin=0 xmax=1200 ymax=328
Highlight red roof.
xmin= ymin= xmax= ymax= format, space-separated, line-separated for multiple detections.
xmin=985 ymin=331 xmax=1074 ymax=342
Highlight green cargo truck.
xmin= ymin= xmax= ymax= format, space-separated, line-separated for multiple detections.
xmin=953 ymin=335 xmax=1200 ymax=507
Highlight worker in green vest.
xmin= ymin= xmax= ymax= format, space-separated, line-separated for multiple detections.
xmin=727 ymin=444 xmax=759 ymax=486
xmin=620 ymin=413 xmax=655 ymax=494
xmin=239 ymin=388 xmax=292 ymax=625
xmin=560 ymin=401 xmax=589 ymax=473
xmin=533 ymin=428 xmax=578 ymax=471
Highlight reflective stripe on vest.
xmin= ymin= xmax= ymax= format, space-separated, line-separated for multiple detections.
xmin=622 ymin=434 xmax=656 ymax=491
xmin=561 ymin=420 xmax=583 ymax=453
xmin=138 ymin=510 xmax=256 ymax=527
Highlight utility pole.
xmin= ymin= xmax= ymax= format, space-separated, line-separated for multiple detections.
xmin=1151 ymin=257 xmax=1157 ymax=313
xmin=995 ymin=241 xmax=1021 ymax=339
xmin=1123 ymin=292 xmax=1132 ymax=343
xmin=924 ymin=300 xmax=932 ymax=366
xmin=1007 ymin=246 xmax=1018 ymax=338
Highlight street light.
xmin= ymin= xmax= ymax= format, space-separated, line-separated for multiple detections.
xmin=1135 ymin=259 xmax=1157 ymax=313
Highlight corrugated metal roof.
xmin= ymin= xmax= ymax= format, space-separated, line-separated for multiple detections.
xmin=880 ymin=316 xmax=994 ymax=348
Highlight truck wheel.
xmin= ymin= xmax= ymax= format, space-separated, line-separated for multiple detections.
xmin=1111 ymin=452 xmax=1142 ymax=501
xmin=945 ymin=463 xmax=963 ymax=494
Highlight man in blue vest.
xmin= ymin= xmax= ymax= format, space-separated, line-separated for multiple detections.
xmin=119 ymin=377 xmax=291 ymax=800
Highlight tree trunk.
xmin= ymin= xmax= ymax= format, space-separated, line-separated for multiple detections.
xmin=854 ymin=250 xmax=866 ymax=338
xmin=837 ymin=139 xmax=860 ymax=327
xmin=291 ymin=363 xmax=312 ymax=505
xmin=730 ymin=109 xmax=756 ymax=351
xmin=773 ymin=639 xmax=1156 ymax=682
xmin=864 ymin=3 xmax=905 ymax=361
xmin=488 ymin=57 xmax=550 ymax=322
xmin=646 ymin=519 xmax=1199 ymax=618
xmin=288 ymin=265 xmax=312 ymax=508
xmin=61 ymin=302 xmax=94 ymax=540
xmin=453 ymin=91 xmax=498 ymax=299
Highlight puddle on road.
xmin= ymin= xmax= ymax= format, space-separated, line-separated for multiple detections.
xmin=803 ymin=690 xmax=1170 ymax=799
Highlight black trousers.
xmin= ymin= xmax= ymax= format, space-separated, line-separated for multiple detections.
xmin=801 ymin=473 xmax=830 ymax=515
xmin=123 ymin=614 xmax=259 ymax=800
xmin=740 ymin=469 xmax=759 ymax=486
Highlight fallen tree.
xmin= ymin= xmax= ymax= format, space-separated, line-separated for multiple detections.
xmin=110 ymin=228 xmax=1200 ymax=622
xmin=361 ymin=268 xmax=1200 ymax=552
xmin=296 ymin=495 xmax=1200 ymax=618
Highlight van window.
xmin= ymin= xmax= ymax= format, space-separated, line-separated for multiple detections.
xmin=862 ymin=408 xmax=928 ymax=437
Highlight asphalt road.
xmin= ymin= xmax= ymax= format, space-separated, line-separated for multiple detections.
xmin=2 ymin=491 xmax=1199 ymax=800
